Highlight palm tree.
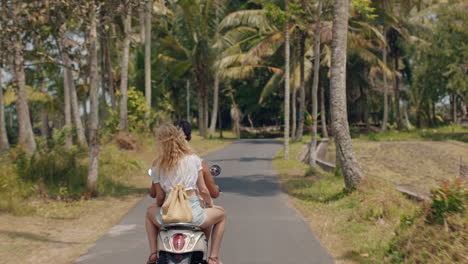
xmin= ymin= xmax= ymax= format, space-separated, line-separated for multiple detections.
xmin=291 ymin=40 xmax=297 ymax=140
xmin=308 ymin=0 xmax=323 ymax=167
xmin=330 ymin=0 xmax=362 ymax=189
xmin=294 ymin=31 xmax=306 ymax=142
xmin=0 ymin=66 xmax=9 ymax=151
xmin=151 ymin=0 xmax=225 ymax=137
xmin=144 ymin=0 xmax=152 ymax=128
xmin=87 ymin=0 xmax=100 ymax=196
xmin=59 ymin=23 xmax=87 ymax=147
xmin=209 ymin=0 xmax=224 ymax=136
xmin=284 ymin=0 xmax=291 ymax=159
xmin=119 ymin=0 xmax=132 ymax=133
xmin=10 ymin=0 xmax=36 ymax=154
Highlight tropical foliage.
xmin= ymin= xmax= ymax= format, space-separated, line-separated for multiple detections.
xmin=0 ymin=0 xmax=466 ymax=193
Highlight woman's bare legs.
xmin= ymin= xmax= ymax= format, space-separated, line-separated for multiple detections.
xmin=200 ymin=207 xmax=226 ymax=263
xmin=145 ymin=205 xmax=161 ymax=262
xmin=202 ymin=206 xmax=225 ymax=241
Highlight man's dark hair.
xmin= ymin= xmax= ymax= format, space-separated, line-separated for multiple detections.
xmin=174 ymin=120 xmax=192 ymax=142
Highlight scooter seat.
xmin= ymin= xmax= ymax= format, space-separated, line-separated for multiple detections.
xmin=162 ymin=223 xmax=202 ymax=231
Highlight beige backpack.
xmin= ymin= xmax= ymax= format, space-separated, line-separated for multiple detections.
xmin=161 ymin=184 xmax=193 ymax=223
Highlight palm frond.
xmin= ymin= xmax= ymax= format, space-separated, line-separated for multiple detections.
xmin=215 ymin=53 xmax=246 ymax=70
xmin=214 ymin=26 xmax=258 ymax=49
xmin=243 ymin=32 xmax=284 ymax=65
xmin=348 ymin=38 xmax=393 ymax=78
xmin=219 ymin=10 xmax=274 ymax=33
xmin=352 ymin=21 xmax=387 ymax=46
xmin=219 ymin=65 xmax=282 ymax=80
xmin=153 ymin=1 xmax=174 ymax=18
xmin=259 ymin=72 xmax=283 ymax=104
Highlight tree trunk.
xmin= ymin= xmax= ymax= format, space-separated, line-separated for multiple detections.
xmin=0 ymin=69 xmax=10 ymax=151
xmin=230 ymin=104 xmax=241 ymax=139
xmin=82 ymin=101 xmax=88 ymax=132
xmin=283 ymin=0 xmax=290 ymax=160
xmin=308 ymin=4 xmax=322 ymax=167
xmin=186 ymin=80 xmax=190 ymax=120
xmin=204 ymin=92 xmax=209 ymax=131
xmin=197 ymin=88 xmax=204 ymax=136
xmin=139 ymin=1 xmax=145 ymax=43
xmin=453 ymin=93 xmax=458 ymax=124
xmin=295 ymin=31 xmax=306 ymax=142
xmin=195 ymin=61 xmax=209 ymax=137
xmin=13 ymin=31 xmax=36 ymax=154
xmin=320 ymin=84 xmax=328 ymax=138
xmin=394 ymin=56 xmax=402 ymax=129
xmin=404 ymin=102 xmax=411 ymax=128
xmin=104 ymin=28 xmax=116 ymax=111
xmin=291 ymin=47 xmax=297 ymax=140
xmin=380 ymin=26 xmax=389 ymax=133
xmin=39 ymin=76 xmax=50 ymax=138
xmin=87 ymin=0 xmax=100 ymax=196
xmin=60 ymin=24 xmax=87 ymax=147
xmin=144 ymin=0 xmax=152 ymax=128
xmin=209 ymin=73 xmax=220 ymax=136
xmin=99 ymin=32 xmax=109 ymax=121
xmin=330 ymin=0 xmax=362 ymax=189
xmin=119 ymin=3 xmax=132 ymax=133
xmin=209 ymin=1 xmax=221 ymax=136
xmin=62 ymin=52 xmax=72 ymax=149
xmin=363 ymin=86 xmax=370 ymax=130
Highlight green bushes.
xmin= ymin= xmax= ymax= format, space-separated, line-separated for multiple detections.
xmin=427 ymin=179 xmax=467 ymax=224
xmin=14 ymin=146 xmax=88 ymax=199
xmin=105 ymin=87 xmax=154 ymax=133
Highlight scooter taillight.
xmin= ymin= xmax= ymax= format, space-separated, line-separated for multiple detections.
xmin=172 ymin=234 xmax=186 ymax=251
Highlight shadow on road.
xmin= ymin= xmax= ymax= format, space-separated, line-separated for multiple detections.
xmin=210 ymin=157 xmax=273 ymax=163
xmin=232 ymin=139 xmax=282 ymax=145
xmin=216 ymin=174 xmax=281 ymax=197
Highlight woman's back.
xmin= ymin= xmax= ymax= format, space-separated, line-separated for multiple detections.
xmin=151 ymin=154 xmax=202 ymax=193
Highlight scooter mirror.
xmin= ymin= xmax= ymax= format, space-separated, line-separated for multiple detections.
xmin=210 ymin=165 xmax=221 ymax=177
xmin=148 ymin=168 xmax=153 ymax=177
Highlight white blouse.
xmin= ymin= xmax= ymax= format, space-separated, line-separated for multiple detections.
xmin=150 ymin=154 xmax=203 ymax=193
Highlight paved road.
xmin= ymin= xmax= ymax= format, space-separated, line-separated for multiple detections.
xmin=75 ymin=139 xmax=333 ymax=264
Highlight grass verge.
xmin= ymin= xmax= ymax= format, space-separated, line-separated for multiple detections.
xmin=359 ymin=125 xmax=468 ymax=143
xmin=273 ymin=139 xmax=468 ymax=263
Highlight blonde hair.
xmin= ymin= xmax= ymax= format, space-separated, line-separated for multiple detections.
xmin=153 ymin=123 xmax=192 ymax=171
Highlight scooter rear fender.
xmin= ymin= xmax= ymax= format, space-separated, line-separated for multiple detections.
xmin=157 ymin=229 xmax=207 ymax=254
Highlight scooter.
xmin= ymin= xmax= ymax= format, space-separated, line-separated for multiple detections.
xmin=147 ymin=165 xmax=221 ymax=264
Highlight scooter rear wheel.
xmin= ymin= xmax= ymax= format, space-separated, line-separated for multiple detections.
xmin=156 ymin=252 xmax=168 ymax=264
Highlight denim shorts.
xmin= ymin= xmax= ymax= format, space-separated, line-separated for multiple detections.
xmin=157 ymin=196 xmax=207 ymax=226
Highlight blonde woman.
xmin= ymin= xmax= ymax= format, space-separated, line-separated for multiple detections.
xmin=145 ymin=124 xmax=226 ymax=264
